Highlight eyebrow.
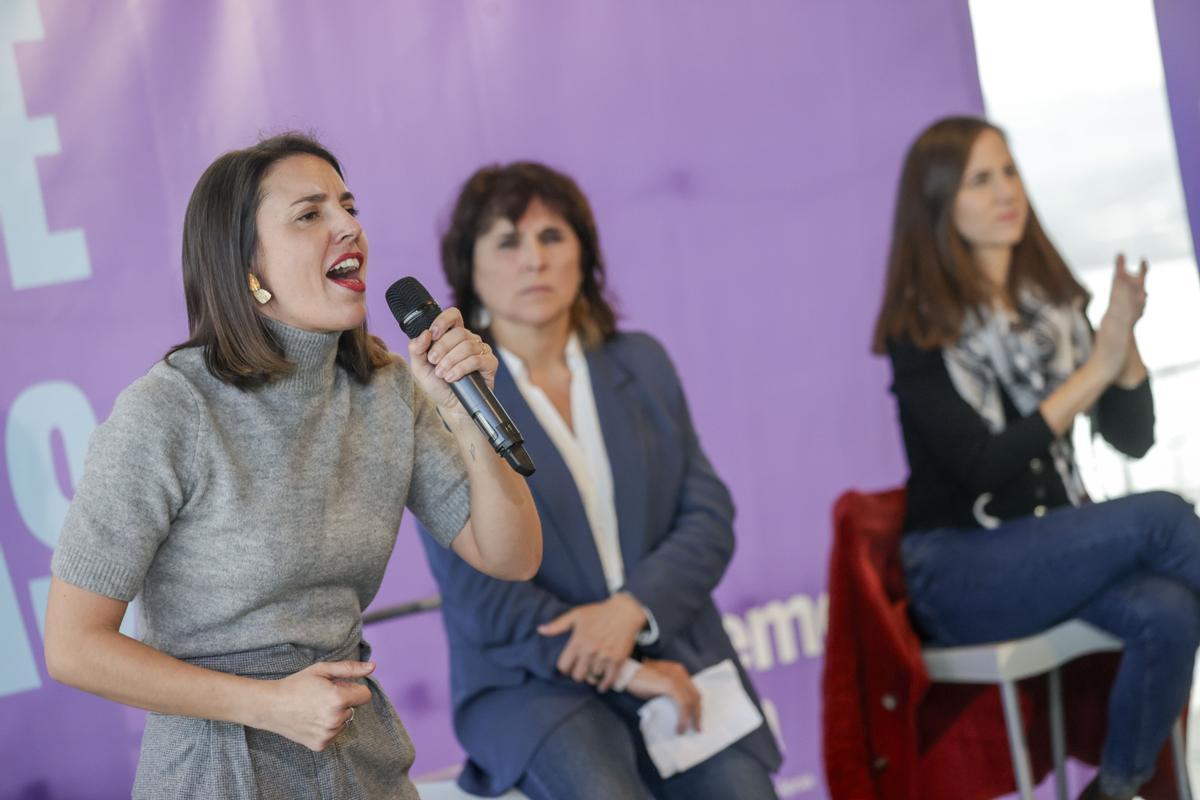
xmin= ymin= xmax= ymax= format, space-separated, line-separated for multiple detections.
xmin=290 ymin=191 xmax=355 ymax=207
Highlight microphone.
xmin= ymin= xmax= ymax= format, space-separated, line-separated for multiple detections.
xmin=386 ymin=277 xmax=536 ymax=477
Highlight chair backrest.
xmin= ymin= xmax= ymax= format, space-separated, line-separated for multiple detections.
xmin=822 ymin=487 xmax=927 ymax=799
xmin=832 ymin=487 xmax=910 ymax=606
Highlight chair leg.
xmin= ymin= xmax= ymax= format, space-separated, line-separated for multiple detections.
xmin=1000 ymin=679 xmax=1036 ymax=800
xmin=1172 ymin=718 xmax=1192 ymax=800
xmin=1049 ymin=668 xmax=1069 ymax=800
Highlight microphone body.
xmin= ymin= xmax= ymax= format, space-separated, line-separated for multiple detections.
xmin=386 ymin=277 xmax=536 ymax=477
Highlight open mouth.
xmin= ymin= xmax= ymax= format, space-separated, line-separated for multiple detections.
xmin=326 ymin=253 xmax=365 ymax=292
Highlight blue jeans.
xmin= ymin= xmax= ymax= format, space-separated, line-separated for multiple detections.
xmin=901 ymin=491 xmax=1200 ymax=800
xmin=516 ymin=694 xmax=778 ymax=800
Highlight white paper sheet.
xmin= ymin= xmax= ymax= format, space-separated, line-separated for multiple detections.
xmin=636 ymin=658 xmax=764 ymax=779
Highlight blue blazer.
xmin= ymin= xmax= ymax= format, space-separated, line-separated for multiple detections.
xmin=418 ymin=332 xmax=781 ymax=795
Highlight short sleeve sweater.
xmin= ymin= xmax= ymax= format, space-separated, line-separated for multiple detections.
xmin=52 ymin=320 xmax=470 ymax=658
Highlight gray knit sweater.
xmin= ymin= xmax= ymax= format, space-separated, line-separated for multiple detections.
xmin=53 ymin=320 xmax=470 ymax=659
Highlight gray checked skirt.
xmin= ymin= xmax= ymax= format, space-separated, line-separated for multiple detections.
xmin=132 ymin=628 xmax=419 ymax=800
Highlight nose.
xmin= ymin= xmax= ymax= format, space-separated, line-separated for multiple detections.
xmin=521 ymin=238 xmax=546 ymax=272
xmin=334 ymin=207 xmax=362 ymax=243
xmin=995 ymin=173 xmax=1020 ymax=204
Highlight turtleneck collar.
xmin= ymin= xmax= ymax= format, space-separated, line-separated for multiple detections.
xmin=263 ymin=318 xmax=342 ymax=393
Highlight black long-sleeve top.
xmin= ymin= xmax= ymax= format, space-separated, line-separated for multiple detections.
xmin=886 ymin=338 xmax=1155 ymax=533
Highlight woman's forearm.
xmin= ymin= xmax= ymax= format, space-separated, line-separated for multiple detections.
xmin=44 ymin=579 xmax=269 ymax=726
xmin=444 ymin=409 xmax=542 ymax=580
xmin=50 ymin=628 xmax=270 ymax=724
xmin=1039 ymin=357 xmax=1113 ymax=437
xmin=45 ymin=577 xmax=375 ymax=751
xmin=1115 ymin=337 xmax=1148 ymax=389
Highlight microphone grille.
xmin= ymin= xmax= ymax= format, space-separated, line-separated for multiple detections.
xmin=385 ymin=277 xmax=442 ymax=338
xmin=385 ymin=277 xmax=431 ymax=317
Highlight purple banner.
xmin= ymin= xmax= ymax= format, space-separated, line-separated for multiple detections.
xmin=0 ymin=1 xmax=983 ymax=796
xmin=1155 ymin=0 xmax=1200 ymax=258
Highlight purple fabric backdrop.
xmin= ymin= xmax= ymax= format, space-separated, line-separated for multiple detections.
xmin=0 ymin=1 xmax=984 ymax=796
xmin=1155 ymin=0 xmax=1200 ymax=257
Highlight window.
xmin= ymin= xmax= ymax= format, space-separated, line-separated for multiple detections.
xmin=970 ymin=0 xmax=1200 ymax=502
xmin=969 ymin=0 xmax=1200 ymax=790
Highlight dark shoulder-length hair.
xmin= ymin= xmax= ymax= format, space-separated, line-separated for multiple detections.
xmin=440 ymin=161 xmax=618 ymax=348
xmin=166 ymin=132 xmax=390 ymax=387
xmin=871 ymin=116 xmax=1088 ymax=354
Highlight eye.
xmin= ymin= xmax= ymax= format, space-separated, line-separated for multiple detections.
xmin=497 ymin=234 xmax=519 ymax=249
xmin=968 ymin=171 xmax=991 ymax=187
xmin=297 ymin=209 xmax=319 ymax=222
xmin=1003 ymin=164 xmax=1019 ymax=178
xmin=539 ymin=227 xmax=564 ymax=244
xmin=344 ymin=205 xmax=359 ymax=217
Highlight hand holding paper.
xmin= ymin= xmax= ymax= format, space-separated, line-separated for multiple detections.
xmin=636 ymin=659 xmax=765 ymax=779
xmin=625 ymin=659 xmax=702 ymax=733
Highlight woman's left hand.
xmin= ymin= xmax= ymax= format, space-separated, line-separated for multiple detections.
xmin=624 ymin=659 xmax=703 ymax=734
xmin=538 ymin=593 xmax=648 ymax=691
xmin=407 ymin=307 xmax=497 ymax=414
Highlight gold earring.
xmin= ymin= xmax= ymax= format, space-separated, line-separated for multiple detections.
xmin=248 ymin=274 xmax=272 ymax=304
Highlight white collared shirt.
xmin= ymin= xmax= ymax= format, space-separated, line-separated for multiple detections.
xmin=499 ymin=334 xmax=624 ymax=592
xmin=499 ymin=334 xmax=659 ymax=648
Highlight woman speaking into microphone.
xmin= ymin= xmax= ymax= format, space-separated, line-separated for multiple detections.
xmin=419 ymin=162 xmax=781 ymax=800
xmin=42 ymin=133 xmax=541 ymax=800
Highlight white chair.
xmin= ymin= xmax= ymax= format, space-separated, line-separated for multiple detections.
xmin=922 ymin=619 xmax=1192 ymax=800
xmin=414 ymin=780 xmax=528 ymax=799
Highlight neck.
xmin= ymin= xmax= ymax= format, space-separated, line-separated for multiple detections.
xmin=491 ymin=313 xmax=573 ymax=370
xmin=261 ymin=317 xmax=341 ymax=393
xmin=974 ymin=245 xmax=1014 ymax=301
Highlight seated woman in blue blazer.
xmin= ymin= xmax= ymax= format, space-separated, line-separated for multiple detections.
xmin=418 ymin=162 xmax=781 ymax=800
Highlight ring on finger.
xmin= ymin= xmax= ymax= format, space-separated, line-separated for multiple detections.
xmin=346 ymin=707 xmax=355 ymax=725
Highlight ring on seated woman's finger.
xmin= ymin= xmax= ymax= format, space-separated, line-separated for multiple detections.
xmin=345 ymin=707 xmax=355 ymax=726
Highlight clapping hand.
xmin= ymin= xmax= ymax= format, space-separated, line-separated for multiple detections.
xmin=1092 ymin=254 xmax=1148 ymax=383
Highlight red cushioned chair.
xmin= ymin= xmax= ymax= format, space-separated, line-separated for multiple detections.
xmin=820 ymin=488 xmax=1188 ymax=800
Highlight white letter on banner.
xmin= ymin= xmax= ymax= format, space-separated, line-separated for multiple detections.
xmin=0 ymin=0 xmax=92 ymax=289
xmin=7 ymin=381 xmax=96 ymax=548
xmin=1 ymin=382 xmax=97 ymax=697
xmin=742 ymin=592 xmax=829 ymax=671
xmin=722 ymin=613 xmax=755 ymax=669
xmin=0 ymin=547 xmax=39 ymax=697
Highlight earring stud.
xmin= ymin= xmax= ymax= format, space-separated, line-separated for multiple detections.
xmin=248 ymin=274 xmax=272 ymax=305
